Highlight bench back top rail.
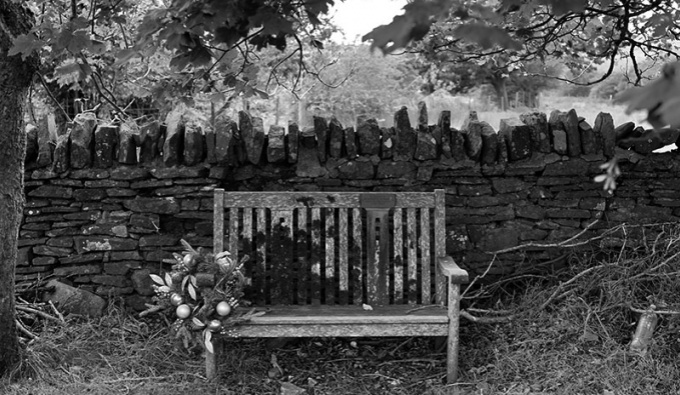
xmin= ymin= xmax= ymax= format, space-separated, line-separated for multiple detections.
xmin=214 ymin=189 xmax=447 ymax=306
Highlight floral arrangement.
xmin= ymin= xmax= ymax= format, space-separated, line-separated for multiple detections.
xmin=146 ymin=239 xmax=261 ymax=353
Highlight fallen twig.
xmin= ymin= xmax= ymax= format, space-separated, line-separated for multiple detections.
xmin=539 ymin=262 xmax=619 ymax=310
xmin=460 ymin=310 xmax=515 ymax=324
xmin=16 ymin=305 xmax=65 ymax=325
xmin=630 ymin=305 xmax=680 ymax=315
xmin=15 ymin=319 xmax=37 ymax=340
xmin=48 ymin=300 xmax=66 ymax=323
xmin=139 ymin=304 xmax=166 ymax=318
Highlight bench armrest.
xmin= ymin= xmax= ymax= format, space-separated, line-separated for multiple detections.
xmin=438 ymin=256 xmax=469 ymax=284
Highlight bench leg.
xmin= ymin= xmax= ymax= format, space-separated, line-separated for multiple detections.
xmin=446 ymin=280 xmax=461 ymax=384
xmin=206 ymin=337 xmax=219 ymax=380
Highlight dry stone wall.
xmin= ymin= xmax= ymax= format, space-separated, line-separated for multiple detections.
xmin=17 ymin=104 xmax=680 ymax=309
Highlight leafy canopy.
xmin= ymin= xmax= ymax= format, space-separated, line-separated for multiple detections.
xmin=364 ymin=0 xmax=680 ymax=85
xmin=11 ymin=0 xmax=338 ymax=117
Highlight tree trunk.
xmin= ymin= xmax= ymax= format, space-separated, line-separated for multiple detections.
xmin=0 ymin=0 xmax=39 ymax=377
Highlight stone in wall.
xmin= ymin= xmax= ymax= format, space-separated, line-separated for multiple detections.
xmin=579 ymin=119 xmax=599 ymax=155
xmin=344 ymin=126 xmax=357 ymax=158
xmin=336 ymin=161 xmax=375 ymax=179
xmin=70 ymin=112 xmax=97 ymax=169
xmin=462 ymin=121 xmax=483 ymax=161
xmin=296 ymin=127 xmax=326 ymax=178
xmin=286 ymin=121 xmax=299 ymax=163
xmin=118 ymin=121 xmax=139 ymax=164
xmin=450 ymin=126 xmax=467 ymax=161
xmin=73 ymin=236 xmax=138 ymax=254
xmin=417 ymin=101 xmax=428 ymax=131
xmin=563 ymin=109 xmax=582 ymax=156
xmin=376 ymin=161 xmax=417 ymax=179
xmin=328 ymin=117 xmax=344 ymax=158
xmin=356 ymin=116 xmax=381 ymax=156
xmin=240 ymin=111 xmax=265 ymax=165
xmin=214 ymin=115 xmax=237 ymax=165
xmin=520 ymin=111 xmax=551 ymax=153
xmin=479 ymin=121 xmax=498 ymax=165
xmin=381 ymin=127 xmax=394 ymax=159
xmin=163 ymin=106 xmax=186 ymax=166
xmin=614 ymin=121 xmax=636 ymax=141
xmin=393 ymin=107 xmax=416 ymax=161
xmin=593 ymin=112 xmax=613 ymax=157
xmin=499 ymin=118 xmax=532 ymax=161
xmin=123 ymin=197 xmax=180 ymax=214
xmin=548 ymin=110 xmax=568 ymax=155
xmin=313 ymin=116 xmax=328 ymax=162
xmin=184 ymin=118 xmax=205 ymax=166
xmin=25 ymin=124 xmax=39 ymax=163
xmin=267 ymin=125 xmax=286 ymax=163
xmin=94 ymin=125 xmax=118 ymax=167
xmin=438 ymin=111 xmax=452 ymax=159
xmin=52 ymin=131 xmax=70 ymax=173
xmin=139 ymin=120 xmax=162 ymax=163
xmin=415 ymin=125 xmax=438 ymax=161
xmin=129 ymin=213 xmax=161 ymax=233
xmin=36 ymin=121 xmax=54 ymax=167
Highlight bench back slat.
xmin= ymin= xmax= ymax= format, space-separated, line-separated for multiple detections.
xmin=406 ymin=208 xmax=418 ymax=304
xmin=324 ymin=208 xmax=336 ymax=305
xmin=350 ymin=208 xmax=363 ymax=304
xmin=434 ymin=189 xmax=446 ymax=304
xmin=338 ymin=209 xmax=349 ymax=305
xmin=214 ymin=190 xmax=447 ymax=307
xmin=393 ymin=208 xmax=404 ymax=303
xmin=420 ymin=208 xmax=432 ymax=304
xmin=296 ymin=208 xmax=309 ymax=305
xmin=310 ymin=208 xmax=322 ymax=304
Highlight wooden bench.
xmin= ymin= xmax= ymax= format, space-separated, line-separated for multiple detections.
xmin=209 ymin=188 xmax=468 ymax=383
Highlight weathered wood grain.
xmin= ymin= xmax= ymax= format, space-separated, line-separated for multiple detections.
xmin=351 ymin=208 xmax=363 ymax=304
xmin=434 ymin=189 xmax=446 ymax=304
xmin=256 ymin=208 xmax=267 ymax=304
xmin=228 ymin=207 xmax=239 ymax=261
xmin=324 ymin=208 xmax=335 ymax=304
xmin=310 ymin=208 xmax=321 ymax=304
xmin=407 ymin=208 xmax=418 ymax=304
xmin=214 ymin=189 xmax=225 ymax=253
xmin=420 ymin=208 xmax=431 ymax=304
xmin=296 ymin=208 xmax=309 ymax=304
xmin=222 ymin=192 xmax=436 ymax=209
xmin=271 ymin=210 xmax=294 ymax=304
xmin=393 ymin=208 xmax=404 ymax=304
xmin=338 ymin=208 xmax=349 ymax=305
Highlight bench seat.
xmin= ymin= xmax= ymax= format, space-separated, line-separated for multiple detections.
xmin=226 ymin=305 xmax=449 ymax=338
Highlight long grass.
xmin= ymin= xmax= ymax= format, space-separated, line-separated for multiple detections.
xmin=3 ymin=223 xmax=680 ymax=394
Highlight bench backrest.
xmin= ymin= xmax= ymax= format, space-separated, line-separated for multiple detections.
xmin=213 ymin=189 xmax=448 ymax=307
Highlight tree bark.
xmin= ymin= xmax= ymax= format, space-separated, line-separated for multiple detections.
xmin=0 ymin=0 xmax=38 ymax=377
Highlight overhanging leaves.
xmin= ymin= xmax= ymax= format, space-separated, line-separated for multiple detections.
xmin=454 ymin=24 xmax=522 ymax=50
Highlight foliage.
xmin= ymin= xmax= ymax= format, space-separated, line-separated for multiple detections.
xmin=364 ymin=0 xmax=680 ymax=85
xmin=14 ymin=0 xmax=339 ymax=118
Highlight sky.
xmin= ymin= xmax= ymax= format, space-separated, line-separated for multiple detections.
xmin=330 ymin=0 xmax=407 ymax=43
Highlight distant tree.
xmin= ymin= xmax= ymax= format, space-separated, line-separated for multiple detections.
xmin=364 ymin=0 xmax=680 ymax=86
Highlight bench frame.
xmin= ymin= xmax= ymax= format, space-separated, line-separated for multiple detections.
xmin=208 ymin=188 xmax=468 ymax=383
